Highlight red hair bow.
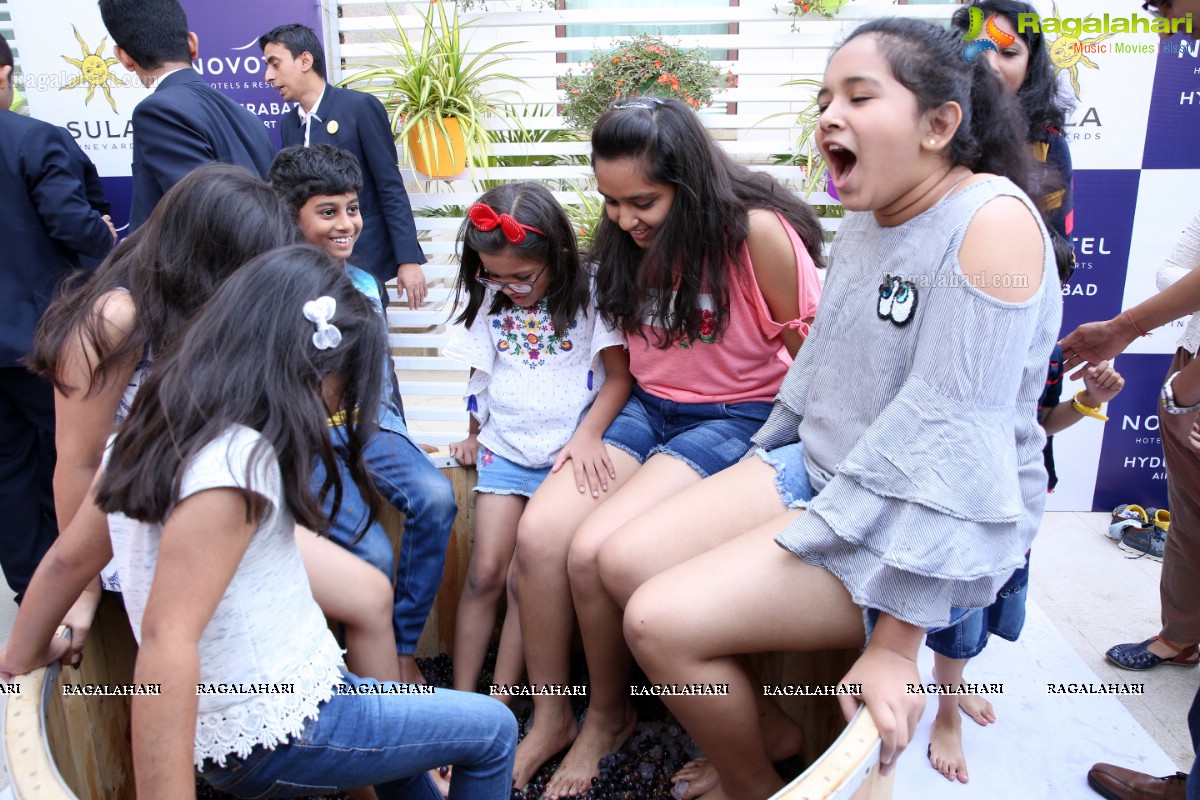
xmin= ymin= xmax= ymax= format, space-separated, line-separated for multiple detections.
xmin=467 ymin=203 xmax=545 ymax=244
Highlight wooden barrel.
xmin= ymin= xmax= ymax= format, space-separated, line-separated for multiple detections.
xmin=4 ymin=464 xmax=887 ymax=800
xmin=5 ymin=595 xmax=137 ymax=800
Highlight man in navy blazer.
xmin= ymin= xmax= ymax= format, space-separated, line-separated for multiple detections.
xmin=0 ymin=34 xmax=115 ymax=603
xmin=261 ymin=24 xmax=428 ymax=308
xmin=100 ymin=0 xmax=275 ymax=229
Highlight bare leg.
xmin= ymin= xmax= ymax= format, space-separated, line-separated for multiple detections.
xmin=670 ymin=679 xmax=806 ymax=800
xmin=511 ymin=446 xmax=641 ymax=789
xmin=549 ymin=455 xmax=703 ymax=797
xmin=592 ymin=457 xmax=804 ymax=800
xmin=297 ymin=528 xmax=400 ymax=682
xmin=298 ymin=529 xmax=395 ymax=800
xmin=453 ymin=493 xmax=525 ymax=694
xmin=491 ymin=561 xmax=525 ymax=699
xmin=927 ymin=653 xmax=971 ymax=784
xmin=625 ymin=517 xmax=865 ymax=800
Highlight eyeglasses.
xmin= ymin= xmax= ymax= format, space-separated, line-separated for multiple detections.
xmin=475 ymin=264 xmax=548 ymax=295
xmin=1142 ymin=0 xmax=1171 ymax=18
xmin=611 ymin=97 xmax=665 ymax=111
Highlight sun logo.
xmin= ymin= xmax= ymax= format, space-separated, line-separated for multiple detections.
xmin=1044 ymin=0 xmax=1111 ymax=99
xmin=961 ymin=7 xmax=1016 ymax=62
xmin=60 ymin=25 xmax=122 ymax=113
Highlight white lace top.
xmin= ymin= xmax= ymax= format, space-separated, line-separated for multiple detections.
xmin=99 ymin=343 xmax=152 ymax=593
xmin=1155 ymin=209 xmax=1200 ymax=355
xmin=105 ymin=425 xmax=343 ymax=767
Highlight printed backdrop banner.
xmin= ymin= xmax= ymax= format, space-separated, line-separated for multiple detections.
xmin=9 ymin=0 xmax=323 ymax=229
xmin=8 ymin=0 xmax=1196 ymax=511
xmin=1028 ymin=0 xmax=1196 ymax=512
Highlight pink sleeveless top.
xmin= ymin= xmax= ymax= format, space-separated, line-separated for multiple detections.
xmin=629 ymin=211 xmax=822 ymax=404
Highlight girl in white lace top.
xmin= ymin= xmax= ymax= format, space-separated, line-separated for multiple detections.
xmin=29 ymin=165 xmax=402 ymax=687
xmin=1 ymin=247 xmax=516 ymax=798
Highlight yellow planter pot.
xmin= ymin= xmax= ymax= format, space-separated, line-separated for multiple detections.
xmin=406 ymin=117 xmax=467 ymax=179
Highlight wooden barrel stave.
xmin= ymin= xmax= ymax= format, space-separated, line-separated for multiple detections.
xmin=6 ymin=464 xmax=887 ymax=799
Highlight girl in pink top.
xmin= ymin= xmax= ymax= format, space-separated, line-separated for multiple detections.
xmin=511 ymin=96 xmax=824 ymax=797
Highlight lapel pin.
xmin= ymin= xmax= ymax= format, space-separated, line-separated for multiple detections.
xmin=326 ymin=120 xmax=339 ymax=135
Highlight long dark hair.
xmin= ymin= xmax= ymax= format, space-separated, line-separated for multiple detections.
xmin=589 ymin=98 xmax=825 ymax=347
xmin=31 ymin=164 xmax=296 ymax=394
xmin=840 ymin=17 xmax=1045 ymax=200
xmin=96 ymin=245 xmax=385 ymax=534
xmin=950 ymin=0 xmax=1071 ymax=141
xmin=454 ymin=182 xmax=588 ymax=335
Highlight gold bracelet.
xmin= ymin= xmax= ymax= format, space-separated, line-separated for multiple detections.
xmin=1072 ymin=390 xmax=1108 ymax=422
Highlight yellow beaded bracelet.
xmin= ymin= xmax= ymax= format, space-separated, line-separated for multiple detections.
xmin=1072 ymin=391 xmax=1108 ymax=422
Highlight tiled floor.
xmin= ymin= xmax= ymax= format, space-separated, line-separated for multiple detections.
xmin=0 ymin=511 xmax=1195 ymax=797
xmin=1029 ymin=511 xmax=1197 ymax=773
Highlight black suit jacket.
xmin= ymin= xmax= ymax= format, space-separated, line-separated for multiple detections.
xmin=0 ymin=111 xmax=113 ymax=367
xmin=280 ymin=84 xmax=424 ymax=284
xmin=130 ymin=69 xmax=275 ymax=229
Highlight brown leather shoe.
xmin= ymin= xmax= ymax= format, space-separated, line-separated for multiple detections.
xmin=1088 ymin=763 xmax=1187 ymax=800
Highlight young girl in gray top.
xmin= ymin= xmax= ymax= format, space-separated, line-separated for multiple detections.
xmin=595 ymin=17 xmax=1062 ymax=800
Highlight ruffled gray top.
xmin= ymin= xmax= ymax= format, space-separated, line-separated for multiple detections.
xmin=756 ymin=177 xmax=1062 ymax=628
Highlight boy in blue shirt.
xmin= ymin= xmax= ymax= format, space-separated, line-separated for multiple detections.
xmin=270 ymin=144 xmax=456 ymax=684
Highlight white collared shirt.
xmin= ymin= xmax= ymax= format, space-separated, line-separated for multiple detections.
xmin=296 ymin=84 xmax=327 ymax=147
xmin=149 ymin=67 xmax=188 ymax=92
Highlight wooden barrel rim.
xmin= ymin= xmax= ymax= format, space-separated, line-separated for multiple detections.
xmin=772 ymin=704 xmax=885 ymax=799
xmin=3 ymin=659 xmax=76 ymax=800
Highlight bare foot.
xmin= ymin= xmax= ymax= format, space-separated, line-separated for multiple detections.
xmin=672 ymin=760 xmax=719 ymax=800
xmin=927 ymin=706 xmax=969 ymax=783
xmin=397 ymin=654 xmax=427 ymax=685
xmin=543 ymin=704 xmax=638 ymax=798
xmin=512 ymin=710 xmax=578 ymax=790
xmin=671 ymin=707 xmax=805 ymax=800
xmin=691 ymin=771 xmax=783 ymax=800
xmin=958 ymin=693 xmax=995 ymax=726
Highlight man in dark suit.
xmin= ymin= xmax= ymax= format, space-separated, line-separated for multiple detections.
xmin=0 ymin=33 xmax=115 ymax=603
xmin=260 ymin=23 xmax=428 ymax=308
xmin=99 ymin=0 xmax=275 ymax=229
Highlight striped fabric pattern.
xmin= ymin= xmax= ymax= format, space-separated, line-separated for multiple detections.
xmin=755 ymin=177 xmax=1063 ymax=628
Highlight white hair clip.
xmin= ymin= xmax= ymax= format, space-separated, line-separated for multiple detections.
xmin=303 ymin=296 xmax=343 ymax=350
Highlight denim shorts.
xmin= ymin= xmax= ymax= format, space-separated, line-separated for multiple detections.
xmin=602 ymin=385 xmax=773 ymax=478
xmin=925 ymin=553 xmax=1031 ymax=659
xmin=862 ymin=606 xmax=976 ymax=646
xmin=755 ymin=442 xmax=816 ymax=509
xmin=473 ymin=447 xmax=552 ymax=498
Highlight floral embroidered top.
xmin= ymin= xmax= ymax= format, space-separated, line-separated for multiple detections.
xmin=446 ymin=290 xmax=625 ymax=469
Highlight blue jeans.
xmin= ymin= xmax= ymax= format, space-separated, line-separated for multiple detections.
xmin=313 ymin=410 xmax=457 ymax=653
xmin=198 ymin=671 xmax=516 ymax=799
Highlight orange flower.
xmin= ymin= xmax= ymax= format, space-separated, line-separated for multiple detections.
xmin=654 ymin=60 xmax=662 ymax=67
xmin=612 ymin=56 xmax=620 ymax=63
xmin=616 ymin=79 xmax=624 ymax=86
